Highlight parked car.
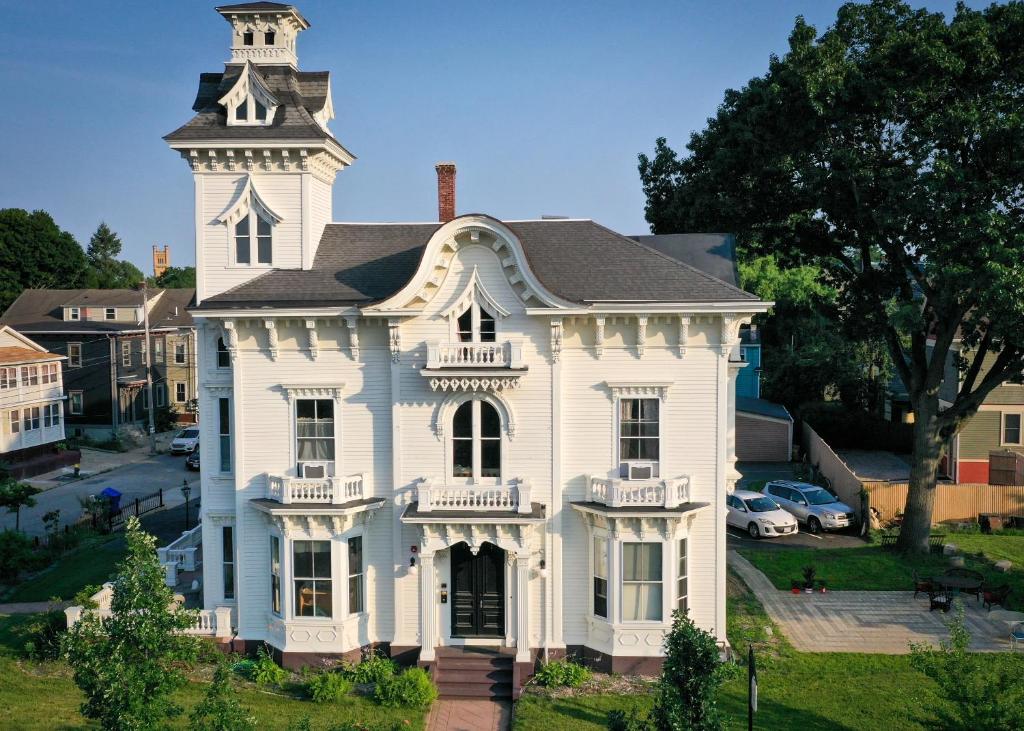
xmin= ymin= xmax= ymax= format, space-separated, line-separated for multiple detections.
xmin=727 ymin=490 xmax=799 ymax=538
xmin=185 ymin=445 xmax=200 ymax=471
xmin=762 ymin=481 xmax=856 ymax=534
xmin=169 ymin=427 xmax=200 ymax=455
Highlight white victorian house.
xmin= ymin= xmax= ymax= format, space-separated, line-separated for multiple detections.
xmin=163 ymin=2 xmax=767 ymax=698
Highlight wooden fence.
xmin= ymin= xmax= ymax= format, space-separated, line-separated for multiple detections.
xmin=863 ymin=481 xmax=1024 ymax=524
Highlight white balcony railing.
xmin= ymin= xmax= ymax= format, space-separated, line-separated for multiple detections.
xmin=266 ymin=473 xmax=364 ymax=505
xmin=157 ymin=523 xmax=203 ymax=587
xmin=426 ymin=341 xmax=524 ymax=369
xmin=587 ymin=475 xmax=691 ymax=509
xmin=417 ymin=477 xmax=533 ymax=514
xmin=64 ymin=583 xmax=234 ymax=639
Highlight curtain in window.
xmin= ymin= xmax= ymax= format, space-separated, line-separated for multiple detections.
xmin=622 ymin=543 xmax=662 ymax=621
xmin=296 ymin=399 xmax=335 ymax=462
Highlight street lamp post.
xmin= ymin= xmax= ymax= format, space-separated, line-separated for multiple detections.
xmin=182 ymin=479 xmax=192 ymax=531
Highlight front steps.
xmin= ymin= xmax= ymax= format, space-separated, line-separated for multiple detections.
xmin=433 ymin=647 xmax=513 ymax=699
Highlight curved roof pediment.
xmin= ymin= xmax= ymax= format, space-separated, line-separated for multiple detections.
xmin=215 ymin=174 xmax=285 ymax=227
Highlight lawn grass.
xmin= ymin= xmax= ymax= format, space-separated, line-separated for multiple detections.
xmin=736 ymin=533 xmax=1024 ymax=609
xmin=3 ymin=536 xmax=127 ymax=603
xmin=0 ymin=615 xmax=426 ymax=730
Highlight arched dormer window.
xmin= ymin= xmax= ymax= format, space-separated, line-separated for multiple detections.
xmin=456 ymin=304 xmax=495 ymax=343
xmin=220 ymin=60 xmax=278 ymax=127
xmin=442 ymin=266 xmax=509 ymax=343
xmin=451 ymin=399 xmax=501 ymax=482
xmin=234 ymin=210 xmax=273 ymax=265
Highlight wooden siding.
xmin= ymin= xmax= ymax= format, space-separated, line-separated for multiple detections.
xmin=863 ymin=481 xmax=1024 ymax=523
xmin=735 ymin=414 xmax=790 ymax=462
xmin=959 ymin=411 xmax=1002 ymax=459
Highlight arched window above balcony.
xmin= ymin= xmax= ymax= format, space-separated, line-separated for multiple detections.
xmin=450 ymin=399 xmax=502 ymax=483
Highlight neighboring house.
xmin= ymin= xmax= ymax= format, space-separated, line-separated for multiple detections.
xmin=0 ymin=289 xmax=198 ymax=438
xmin=633 ymin=234 xmax=790 ymax=461
xmin=162 ymin=2 xmax=768 ymax=692
xmin=0 ymin=326 xmax=67 ymax=476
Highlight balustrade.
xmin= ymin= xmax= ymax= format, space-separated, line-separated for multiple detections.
xmin=266 ymin=473 xmax=364 ymax=504
xmin=587 ymin=475 xmax=691 ymax=508
xmin=417 ymin=478 xmax=533 ymax=514
xmin=425 ymin=340 xmax=524 ymax=369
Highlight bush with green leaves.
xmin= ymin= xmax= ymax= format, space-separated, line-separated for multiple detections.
xmin=0 ymin=528 xmax=36 ymax=583
xmin=344 ymin=652 xmax=398 ymax=684
xmin=373 ymin=667 xmax=438 ymax=708
xmin=533 ymin=659 xmax=592 ymax=688
xmin=608 ymin=705 xmax=654 ymax=731
xmin=191 ymin=660 xmax=257 ymax=730
xmin=249 ymin=643 xmax=288 ymax=686
xmin=305 ymin=670 xmax=354 ymax=703
xmin=18 ymin=606 xmax=67 ymax=660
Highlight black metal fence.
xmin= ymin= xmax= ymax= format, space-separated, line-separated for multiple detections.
xmin=104 ymin=489 xmax=165 ymax=530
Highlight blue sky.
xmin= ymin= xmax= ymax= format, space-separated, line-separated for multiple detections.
xmin=0 ymin=0 xmax=981 ymax=273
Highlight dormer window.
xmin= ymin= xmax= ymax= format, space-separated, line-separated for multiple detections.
xmin=219 ymin=60 xmax=278 ymax=127
xmin=68 ymin=307 xmax=80 ymax=321
xmin=105 ymin=308 xmax=116 ymax=320
xmin=234 ymin=210 xmax=273 ymax=265
xmin=235 ymin=101 xmax=247 ymax=121
xmin=243 ymin=31 xmax=254 ymax=46
xmin=456 ymin=305 xmax=496 ymax=343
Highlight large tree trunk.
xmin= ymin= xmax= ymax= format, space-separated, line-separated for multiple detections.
xmin=896 ymin=396 xmax=944 ymax=553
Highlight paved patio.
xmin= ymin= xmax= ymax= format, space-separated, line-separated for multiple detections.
xmin=730 ymin=550 xmax=1013 ymax=653
xmin=426 ymin=699 xmax=511 ymax=731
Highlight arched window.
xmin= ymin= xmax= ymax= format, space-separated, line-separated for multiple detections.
xmin=456 ymin=303 xmax=496 ymax=343
xmin=451 ymin=400 xmax=501 ymax=481
xmin=234 ymin=209 xmax=273 ymax=265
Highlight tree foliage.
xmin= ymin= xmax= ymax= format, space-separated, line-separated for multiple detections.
xmin=638 ymin=0 xmax=1024 ymax=550
xmin=63 ymin=516 xmax=199 ymax=729
xmin=0 ymin=208 xmax=87 ymax=311
xmin=0 ymin=479 xmax=41 ymax=532
xmin=151 ymin=266 xmax=196 ymax=289
xmin=190 ymin=660 xmax=256 ymax=731
xmin=910 ymin=604 xmax=1024 ymax=729
xmin=85 ymin=222 xmax=144 ymax=289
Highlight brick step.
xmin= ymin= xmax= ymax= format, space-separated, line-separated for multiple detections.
xmin=435 ymin=668 xmax=513 ymax=685
xmin=436 ymin=681 xmax=512 ymax=699
xmin=434 ymin=657 xmax=512 ymax=671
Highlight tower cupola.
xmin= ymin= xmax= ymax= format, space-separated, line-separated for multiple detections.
xmin=216 ymin=2 xmax=310 ymax=68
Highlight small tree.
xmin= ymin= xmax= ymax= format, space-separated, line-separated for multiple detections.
xmin=652 ymin=610 xmax=733 ymax=731
xmin=190 ymin=660 xmax=257 ymax=731
xmin=910 ymin=605 xmax=1024 ymax=729
xmin=0 ymin=479 xmax=40 ymax=532
xmin=63 ymin=516 xmax=200 ymax=729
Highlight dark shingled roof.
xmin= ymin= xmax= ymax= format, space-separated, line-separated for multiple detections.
xmin=736 ymin=397 xmax=793 ymax=422
xmin=629 ymin=234 xmax=739 ymax=288
xmin=197 ymin=217 xmax=760 ymax=310
xmin=164 ymin=65 xmax=338 ymax=144
xmin=1 ymin=289 xmax=195 ymax=333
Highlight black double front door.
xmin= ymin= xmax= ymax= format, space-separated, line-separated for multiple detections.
xmin=450 ymin=542 xmax=505 ymax=637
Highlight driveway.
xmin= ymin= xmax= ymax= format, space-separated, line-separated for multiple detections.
xmin=727 ymin=525 xmax=865 ymax=550
xmin=836 ymin=450 xmax=911 ymax=482
xmin=1 ymin=452 xmax=195 ymax=537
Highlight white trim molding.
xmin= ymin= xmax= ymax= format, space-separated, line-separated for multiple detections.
xmin=604 ymin=381 xmax=672 ymax=402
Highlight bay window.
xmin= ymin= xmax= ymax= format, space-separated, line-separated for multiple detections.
xmin=677 ymin=539 xmax=688 ymax=613
xmin=270 ymin=535 xmax=281 ymax=615
xmin=622 ymin=542 xmax=662 ymax=622
xmin=348 ymin=536 xmax=364 ymax=615
xmin=593 ymin=536 xmax=608 ymax=619
xmin=293 ymin=540 xmax=332 ymax=618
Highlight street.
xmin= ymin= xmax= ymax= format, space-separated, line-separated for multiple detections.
xmin=1 ymin=452 xmax=196 ymax=537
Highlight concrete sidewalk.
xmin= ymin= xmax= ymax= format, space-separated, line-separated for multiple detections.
xmin=25 ymin=431 xmax=181 ymax=491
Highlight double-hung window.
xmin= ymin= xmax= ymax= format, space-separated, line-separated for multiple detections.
xmin=43 ymin=403 xmax=60 ymax=428
xmin=296 ymin=399 xmax=334 ymax=475
xmin=0 ymin=367 xmax=15 ymax=389
xmin=105 ymin=308 xmax=116 ymax=320
xmin=121 ymin=342 xmax=131 ymax=367
xmin=20 ymin=366 xmax=38 ymax=386
xmin=270 ymin=536 xmax=281 ymax=615
xmin=218 ymin=397 xmax=231 ymax=472
xmin=451 ymin=400 xmax=500 ymax=481
xmin=156 ymin=385 xmax=165 ymax=407
xmin=217 ymin=338 xmax=231 ymax=368
xmin=67 ymin=343 xmax=82 ymax=368
xmin=293 ymin=540 xmax=332 ymax=618
xmin=234 ymin=210 xmax=273 ymax=265
xmin=24 ymin=406 xmax=40 ymax=431
xmin=622 ymin=543 xmax=662 ymax=622
xmin=42 ymin=363 xmax=58 ymax=384
xmin=676 ymin=539 xmax=688 ymax=613
xmin=619 ymin=398 xmax=660 ymax=478
xmin=69 ymin=391 xmax=84 ymax=415
xmin=222 ymin=526 xmax=235 ymax=600
xmin=9 ymin=410 xmax=19 ymax=434
xmin=174 ymin=343 xmax=187 ymax=365
xmin=68 ymin=307 xmax=80 ymax=321
xmin=1003 ymin=413 xmax=1022 ymax=446
xmin=593 ymin=537 xmax=608 ymax=619
xmin=154 ymin=338 xmax=164 ymax=362
xmin=175 ymin=383 xmax=186 ymax=403
xmin=348 ymin=536 xmax=364 ymax=614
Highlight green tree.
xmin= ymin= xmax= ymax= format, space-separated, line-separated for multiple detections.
xmin=0 ymin=208 xmax=87 ymax=311
xmin=638 ymin=0 xmax=1024 ymax=552
xmin=190 ymin=660 xmax=256 ymax=731
xmin=150 ymin=266 xmax=196 ymax=289
xmin=0 ymin=479 xmax=41 ymax=532
xmin=85 ymin=222 xmax=144 ymax=289
xmin=910 ymin=605 xmax=1024 ymax=729
xmin=63 ymin=516 xmax=199 ymax=729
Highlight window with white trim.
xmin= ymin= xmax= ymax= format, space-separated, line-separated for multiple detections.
xmin=622 ymin=542 xmax=662 ymax=622
xmin=456 ymin=302 xmax=496 ymax=343
xmin=293 ymin=540 xmax=332 ymax=618
xmin=20 ymin=366 xmax=38 ymax=386
xmin=676 ymin=539 xmax=688 ymax=613
xmin=618 ymin=398 xmax=660 ymax=478
xmin=121 ymin=342 xmax=131 ymax=367
xmin=593 ymin=536 xmax=608 ymax=619
xmin=216 ymin=337 xmax=231 ymax=368
xmin=174 ymin=343 xmax=187 ymax=365
xmin=43 ymin=403 xmax=61 ymax=428
xmin=0 ymin=367 xmax=16 ymax=389
xmin=41 ymin=363 xmax=59 ymax=384
xmin=105 ymin=308 xmax=116 ymax=320
xmin=69 ymin=391 xmax=84 ymax=415
xmin=67 ymin=343 xmax=82 ymax=368
xmin=234 ymin=210 xmax=273 ymax=265
xmin=296 ymin=399 xmax=335 ymax=475
xmin=219 ymin=397 xmax=231 ymax=473
xmin=1003 ymin=413 xmax=1022 ymax=446
xmin=222 ymin=526 xmax=235 ymax=600
xmin=9 ymin=410 xmax=19 ymax=434
xmin=451 ymin=399 xmax=501 ymax=481
xmin=23 ymin=406 xmax=40 ymax=431
xmin=348 ymin=536 xmax=364 ymax=615
xmin=154 ymin=338 xmax=164 ymax=362
xmin=270 ymin=535 xmax=281 ymax=615
xmin=175 ymin=383 xmax=186 ymax=403
xmin=68 ymin=307 xmax=80 ymax=321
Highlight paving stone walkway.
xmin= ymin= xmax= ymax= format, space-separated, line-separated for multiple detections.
xmin=729 ymin=550 xmax=1013 ymax=653
xmin=426 ymin=699 xmax=511 ymax=731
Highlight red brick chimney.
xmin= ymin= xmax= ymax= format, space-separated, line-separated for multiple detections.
xmin=435 ymin=162 xmax=456 ymax=223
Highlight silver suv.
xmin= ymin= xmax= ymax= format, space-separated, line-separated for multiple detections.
xmin=762 ymin=481 xmax=855 ymax=534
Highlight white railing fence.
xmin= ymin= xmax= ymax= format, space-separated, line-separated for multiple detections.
xmin=587 ymin=475 xmax=691 ymax=508
xmin=157 ymin=522 xmax=204 ymax=587
xmin=417 ymin=477 xmax=533 ymax=514
xmin=267 ymin=473 xmax=364 ymax=505
xmin=426 ymin=340 xmax=524 ymax=369
xmin=64 ymin=584 xmax=234 ymax=639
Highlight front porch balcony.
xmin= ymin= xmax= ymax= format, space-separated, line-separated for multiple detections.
xmin=417 ymin=477 xmax=533 ymax=514
xmin=587 ymin=475 xmax=692 ymax=509
xmin=425 ymin=340 xmax=525 ymax=369
xmin=266 ymin=473 xmax=364 ymax=505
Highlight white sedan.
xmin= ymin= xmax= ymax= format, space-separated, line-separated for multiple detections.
xmin=727 ymin=490 xmax=799 ymax=539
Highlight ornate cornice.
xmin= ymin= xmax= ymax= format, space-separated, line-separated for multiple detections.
xmin=604 ymin=380 xmax=672 ymax=401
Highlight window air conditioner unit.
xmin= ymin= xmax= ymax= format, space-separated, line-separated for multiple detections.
xmin=625 ymin=462 xmax=656 ymax=480
xmin=301 ymin=463 xmax=327 ymax=479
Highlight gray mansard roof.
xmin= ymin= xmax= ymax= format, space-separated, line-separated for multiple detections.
xmin=197 ymin=217 xmax=759 ymax=310
xmin=163 ymin=65 xmax=338 ymax=144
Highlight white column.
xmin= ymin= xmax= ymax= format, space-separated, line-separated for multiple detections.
xmin=515 ymin=554 xmax=531 ymax=663
xmin=504 ymin=553 xmax=515 ymax=648
xmin=419 ymin=552 xmax=436 ymax=662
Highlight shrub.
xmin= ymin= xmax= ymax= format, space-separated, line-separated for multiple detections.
xmin=306 ymin=670 xmax=353 ymax=703
xmin=608 ymin=705 xmax=655 ymax=731
xmin=18 ymin=605 xmax=67 ymax=660
xmin=0 ymin=529 xmax=35 ymax=583
xmin=190 ymin=660 xmax=256 ymax=730
xmin=249 ymin=644 xmax=287 ymax=686
xmin=533 ymin=659 xmax=592 ymax=688
xmin=373 ymin=667 xmax=438 ymax=708
xmin=344 ymin=652 xmax=398 ymax=684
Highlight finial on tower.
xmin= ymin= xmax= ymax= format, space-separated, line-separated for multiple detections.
xmin=216 ymin=3 xmax=310 ymax=68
